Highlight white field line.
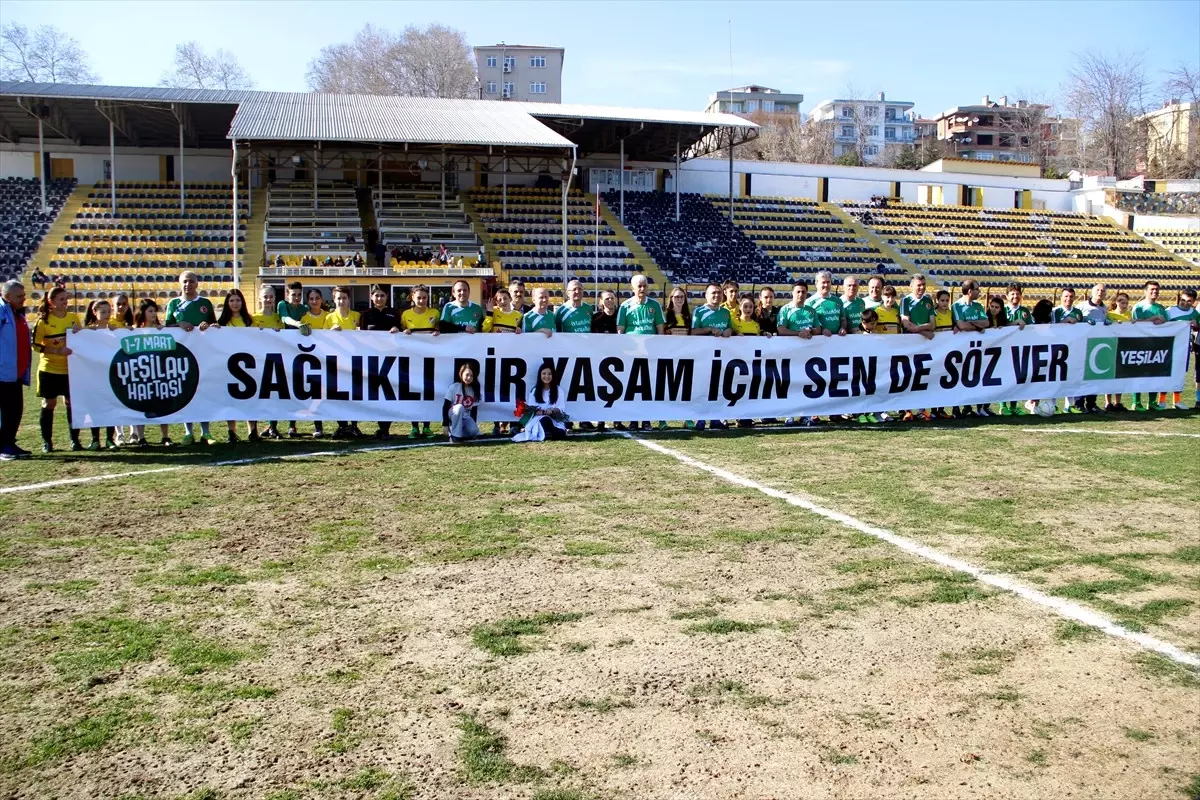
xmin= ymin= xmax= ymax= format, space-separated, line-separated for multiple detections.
xmin=625 ymin=434 xmax=1200 ymax=669
xmin=1020 ymin=427 xmax=1200 ymax=439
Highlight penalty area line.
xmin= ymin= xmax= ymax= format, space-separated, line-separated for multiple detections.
xmin=1020 ymin=427 xmax=1200 ymax=439
xmin=624 ymin=433 xmax=1200 ymax=669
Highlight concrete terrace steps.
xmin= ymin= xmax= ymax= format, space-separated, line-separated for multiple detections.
xmin=356 ymin=188 xmax=379 ymax=266
xmin=28 ymin=183 xmax=93 ymax=273
xmin=592 ymin=193 xmax=670 ymax=291
xmin=242 ymin=187 xmax=267 ymax=289
xmin=820 ymin=202 xmax=924 ymax=283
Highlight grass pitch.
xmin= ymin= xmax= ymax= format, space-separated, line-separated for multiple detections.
xmin=1 ymin=380 xmax=1198 ymax=799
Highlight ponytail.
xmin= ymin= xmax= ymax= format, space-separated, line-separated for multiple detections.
xmin=39 ymin=287 xmax=65 ymax=324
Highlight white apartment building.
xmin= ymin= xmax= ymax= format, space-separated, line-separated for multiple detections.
xmin=473 ymin=44 xmax=565 ymax=103
xmin=704 ymin=85 xmax=804 ymax=117
xmin=809 ymin=92 xmax=916 ymax=163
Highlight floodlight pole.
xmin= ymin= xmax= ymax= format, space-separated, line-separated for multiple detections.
xmin=179 ymin=122 xmax=186 ymax=213
xmin=232 ymin=139 xmax=240 ymax=292
xmin=37 ymin=116 xmax=47 ymax=214
xmin=109 ymin=121 xmax=117 ymax=216
xmin=440 ymin=147 xmax=446 ymax=211
xmin=619 ymin=137 xmax=625 ymax=225
xmin=728 ymin=128 xmax=734 ymax=222
xmin=675 ymin=139 xmax=681 ymax=222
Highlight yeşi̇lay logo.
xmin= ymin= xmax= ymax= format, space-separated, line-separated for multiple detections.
xmin=1084 ymin=336 xmax=1174 ymax=380
xmin=108 ymin=334 xmax=200 ymax=417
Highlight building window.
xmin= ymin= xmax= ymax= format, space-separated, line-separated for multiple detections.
xmin=502 ymin=81 xmax=514 ymax=97
xmin=103 ymin=159 xmax=112 ymax=180
xmin=865 ymin=105 xmax=879 ymax=118
xmin=530 ymin=56 xmax=546 ymax=68
xmin=530 ymin=82 xmax=547 ymax=94
xmin=976 ymin=151 xmax=994 ymax=160
xmin=885 ymin=127 xmax=896 ymax=140
xmin=745 ymin=100 xmax=758 ymax=112
xmin=998 ymin=154 xmax=1013 ymax=162
xmin=841 ymin=106 xmax=853 ymax=118
xmin=503 ymin=56 xmax=516 ymax=71
xmin=486 ymin=56 xmax=497 ymax=68
xmin=486 ymin=81 xmax=497 ymax=94
xmin=761 ymin=100 xmax=774 ymax=112
xmin=867 ymin=126 xmax=879 ymax=136
xmin=730 ymin=102 xmax=742 ymax=113
xmin=865 ymin=145 xmax=879 ymax=156
xmin=841 ymin=125 xmax=854 ymax=137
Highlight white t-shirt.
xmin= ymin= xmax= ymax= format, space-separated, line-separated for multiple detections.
xmin=444 ymin=382 xmax=478 ymax=409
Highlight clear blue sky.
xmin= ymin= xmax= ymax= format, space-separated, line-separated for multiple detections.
xmin=5 ymin=0 xmax=1198 ymax=116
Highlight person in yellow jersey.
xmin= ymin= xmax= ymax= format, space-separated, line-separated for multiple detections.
xmin=930 ymin=289 xmax=955 ymax=419
xmin=250 ymin=285 xmax=284 ymax=441
xmin=401 ymin=284 xmax=440 ymax=439
xmin=482 ymin=287 xmax=523 ymax=334
xmin=731 ymin=294 xmax=768 ymax=429
xmin=1104 ymin=291 xmax=1132 ymax=412
xmin=482 ymin=286 xmax=521 ymax=436
xmin=211 ymin=288 xmax=255 ymax=443
xmin=107 ymin=293 xmax=134 ymax=445
xmin=298 ymin=288 xmax=329 ymax=437
xmin=323 ymin=286 xmax=364 ymax=439
xmin=871 ymin=286 xmax=902 ymax=422
xmin=31 ymin=285 xmax=83 ymax=452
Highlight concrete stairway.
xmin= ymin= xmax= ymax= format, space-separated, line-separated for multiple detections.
xmin=241 ymin=187 xmax=268 ymax=289
xmin=26 ymin=183 xmax=92 ymax=274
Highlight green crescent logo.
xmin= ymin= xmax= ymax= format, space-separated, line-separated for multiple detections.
xmin=1084 ymin=337 xmax=1117 ymax=380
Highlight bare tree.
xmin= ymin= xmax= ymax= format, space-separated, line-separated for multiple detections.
xmin=306 ymin=23 xmax=476 ymax=98
xmin=0 ymin=22 xmax=99 ymax=83
xmin=1065 ymin=51 xmax=1150 ymax=177
xmin=717 ymin=112 xmax=835 ymax=164
xmin=1163 ymin=61 xmax=1199 ymax=105
xmin=160 ymin=41 xmax=254 ymax=90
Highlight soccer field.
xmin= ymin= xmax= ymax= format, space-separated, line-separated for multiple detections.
xmin=1 ymin=384 xmax=1198 ymax=799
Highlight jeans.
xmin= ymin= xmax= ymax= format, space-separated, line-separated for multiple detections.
xmin=0 ymin=380 xmax=21 ymax=450
xmin=447 ymin=404 xmax=479 ymax=439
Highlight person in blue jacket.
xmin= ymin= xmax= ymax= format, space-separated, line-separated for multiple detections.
xmin=0 ymin=280 xmax=33 ymax=460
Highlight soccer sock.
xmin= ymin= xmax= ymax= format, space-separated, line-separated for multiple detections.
xmin=39 ymin=406 xmax=53 ymax=443
xmin=91 ymin=427 xmax=101 ymax=443
xmin=1173 ymin=392 xmax=1182 ymax=405
xmin=184 ymin=422 xmax=196 ymax=437
xmin=200 ymin=422 xmax=211 ymax=437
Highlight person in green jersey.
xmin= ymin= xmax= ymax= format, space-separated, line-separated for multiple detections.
xmin=899 ymin=274 xmax=935 ymax=422
xmin=805 ymin=271 xmax=845 ymax=337
xmin=862 ymin=274 xmax=885 ymax=310
xmin=777 ymin=281 xmax=820 ymax=427
xmin=951 ymin=279 xmax=991 ymax=418
xmin=1000 ymin=284 xmax=1033 ymax=416
xmin=841 ymin=277 xmax=865 ymax=335
xmin=555 ymin=279 xmax=593 ymax=333
xmin=522 ymin=288 xmax=555 ymax=336
xmin=690 ymin=283 xmax=733 ymax=431
xmin=164 ymin=270 xmax=217 ymax=445
xmin=1129 ymin=280 xmax=1168 ymax=411
xmin=615 ymin=274 xmax=664 ymax=431
xmin=1161 ymin=287 xmax=1198 ymax=411
xmin=440 ymin=280 xmax=485 ymax=333
xmin=277 ymin=281 xmax=308 ymax=332
xmin=1052 ymin=287 xmax=1086 ymax=414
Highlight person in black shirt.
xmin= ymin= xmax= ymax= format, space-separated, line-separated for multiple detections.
xmin=753 ymin=286 xmax=778 ymax=335
xmin=360 ymin=284 xmax=402 ymax=438
xmin=591 ymin=289 xmax=618 ymax=334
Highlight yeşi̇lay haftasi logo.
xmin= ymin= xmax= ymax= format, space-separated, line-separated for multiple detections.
xmin=1084 ymin=336 xmax=1174 ymax=381
xmin=108 ymin=334 xmax=200 ymax=417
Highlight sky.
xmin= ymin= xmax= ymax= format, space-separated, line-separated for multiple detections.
xmin=4 ymin=0 xmax=1198 ymax=117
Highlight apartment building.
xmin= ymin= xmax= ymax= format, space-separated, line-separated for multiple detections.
xmin=474 ymin=44 xmax=565 ymax=103
xmin=808 ymin=92 xmax=915 ymax=163
xmin=704 ymin=85 xmax=804 ymax=117
xmin=935 ymin=95 xmax=1053 ymax=162
xmin=1136 ymin=99 xmax=1197 ymax=173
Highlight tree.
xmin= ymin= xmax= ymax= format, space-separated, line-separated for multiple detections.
xmin=714 ymin=112 xmax=835 ymax=165
xmin=306 ymin=23 xmax=476 ymax=99
xmin=1065 ymin=51 xmax=1150 ymax=177
xmin=0 ymin=22 xmax=99 ymax=83
xmin=160 ymin=41 xmax=254 ymax=90
xmin=1162 ymin=61 xmax=1199 ymax=105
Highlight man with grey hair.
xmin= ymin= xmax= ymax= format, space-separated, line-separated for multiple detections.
xmin=0 ymin=280 xmax=32 ymax=460
xmin=1076 ymin=283 xmax=1109 ymax=413
xmin=164 ymin=271 xmax=217 ymax=445
xmin=616 ymin=274 xmax=665 ymax=430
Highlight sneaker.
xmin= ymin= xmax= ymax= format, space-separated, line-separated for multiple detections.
xmin=978 ymin=406 xmax=993 ymax=417
xmin=312 ymin=429 xmax=323 ymax=439
xmin=201 ymin=435 xmax=217 ymax=446
xmin=0 ymin=451 xmax=16 ymax=462
xmin=1134 ymin=402 xmax=1148 ymax=412
xmin=736 ymin=420 xmax=753 ymax=428
xmin=105 ymin=439 xmax=118 ymax=450
xmin=684 ymin=420 xmax=696 ymax=430
xmin=579 ymin=422 xmax=596 ymax=431
xmin=264 ymin=427 xmax=281 ymax=440
xmin=408 ymin=428 xmax=420 ymax=440
xmin=248 ymin=431 xmax=261 ymax=443
xmin=0 ymin=445 xmax=28 ymax=461
xmin=227 ymin=432 xmax=240 ymax=444
xmin=784 ymin=417 xmax=796 ymax=427
xmin=182 ymin=433 xmax=195 ymax=446
xmin=287 ymin=428 xmax=299 ymax=439
xmin=422 ymin=426 xmax=435 ymax=439
xmin=1148 ymin=401 xmax=1163 ymax=412
xmin=1014 ymin=406 xmax=1029 ymax=416
xmin=136 ymin=438 xmax=148 ymax=448
xmin=920 ymin=411 xmax=932 ymax=422
xmin=448 ymin=435 xmax=462 ymax=444
xmin=1175 ymin=402 xmax=1192 ymax=411
xmin=694 ymin=420 xmax=706 ymax=431
xmin=1067 ymin=406 xmax=1084 ymax=415
xmin=656 ymin=421 xmax=669 ymax=431
xmin=856 ymin=414 xmax=869 ymax=424
xmin=935 ymin=409 xmax=953 ymax=420
xmin=69 ymin=440 xmax=83 ymax=451
xmin=902 ymin=411 xmax=915 ymax=422
xmin=877 ymin=412 xmax=893 ymax=423
xmin=87 ymin=440 xmax=100 ymax=451
xmin=113 ymin=430 xmax=124 ymax=446
xmin=161 ymin=437 xmax=174 ymax=448
xmin=999 ymin=405 xmax=1013 ymax=417
xmin=640 ymin=422 xmax=652 ymax=431
xmin=334 ymin=425 xmax=349 ymax=438
xmin=42 ymin=441 xmax=54 ymax=453
xmin=597 ymin=422 xmax=607 ymax=431
xmin=866 ymin=413 xmax=880 ymax=424
xmin=613 ymin=422 xmax=627 ymax=431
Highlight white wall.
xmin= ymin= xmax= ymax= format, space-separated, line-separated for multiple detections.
xmin=1132 ymin=214 xmax=1200 ymax=232
xmin=828 ymin=178 xmax=893 ymax=203
xmin=0 ymin=150 xmax=35 ymax=179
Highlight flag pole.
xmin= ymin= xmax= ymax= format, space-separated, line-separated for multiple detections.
xmin=594 ymin=184 xmax=600 ymax=304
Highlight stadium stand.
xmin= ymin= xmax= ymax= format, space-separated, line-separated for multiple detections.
xmin=265 ymin=182 xmax=364 ymax=264
xmin=1115 ymin=191 xmax=1200 ymax=216
xmin=1139 ymin=229 xmax=1200 ymax=267
xmin=0 ymin=177 xmax=75 ymax=283
xmin=374 ymin=184 xmax=480 ymax=267
xmin=604 ymin=190 xmax=783 ymax=291
xmin=843 ymin=201 xmax=1199 ymax=297
xmin=720 ymin=195 xmax=909 ymax=291
xmin=468 ymin=186 xmax=638 ymax=296
xmin=44 ymin=182 xmax=246 ymax=310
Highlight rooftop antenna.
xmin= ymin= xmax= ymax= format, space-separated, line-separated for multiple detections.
xmin=728 ymin=19 xmax=735 ymax=223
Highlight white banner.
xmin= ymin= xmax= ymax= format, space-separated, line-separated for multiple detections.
xmin=67 ymin=323 xmax=1192 ymax=426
